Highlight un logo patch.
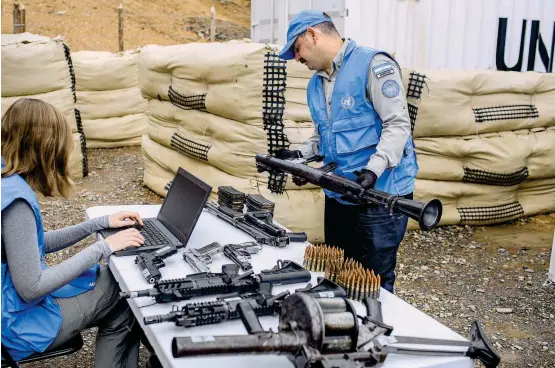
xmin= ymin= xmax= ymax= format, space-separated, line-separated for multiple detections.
xmin=341 ymin=95 xmax=355 ymax=109
xmin=382 ymin=80 xmax=400 ymax=98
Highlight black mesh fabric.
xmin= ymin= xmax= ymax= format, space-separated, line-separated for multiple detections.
xmin=170 ymin=133 xmax=210 ymax=161
xmin=168 ymin=86 xmax=207 ymax=111
xmin=472 ymin=105 xmax=539 ymax=123
xmin=406 ymin=72 xmax=427 ymax=100
xmin=63 ymin=43 xmax=88 ymax=177
xmin=263 ymin=52 xmax=288 ymax=193
xmin=458 ymin=202 xmax=524 ymax=224
xmin=462 ymin=167 xmax=529 ymax=186
xmin=407 ymin=103 xmax=418 ymax=134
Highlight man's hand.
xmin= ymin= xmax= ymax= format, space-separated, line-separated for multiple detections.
xmin=356 ymin=169 xmax=378 ymax=189
xmin=274 ymin=148 xmax=303 ymax=160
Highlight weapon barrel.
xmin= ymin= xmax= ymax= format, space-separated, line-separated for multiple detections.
xmin=172 ymin=332 xmax=305 ymax=358
xmin=119 ymin=289 xmax=158 ymax=299
xmin=144 ymin=313 xmax=177 ymax=325
xmin=255 ymin=154 xmax=442 ymax=231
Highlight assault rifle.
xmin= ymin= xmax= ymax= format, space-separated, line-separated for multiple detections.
xmin=119 ymin=260 xmax=311 ymax=304
xmin=204 ymin=202 xmax=307 ymax=247
xmin=255 ymin=154 xmax=443 ymax=231
xmin=172 ymin=293 xmax=500 ymax=368
xmin=143 ymin=277 xmax=347 ymax=328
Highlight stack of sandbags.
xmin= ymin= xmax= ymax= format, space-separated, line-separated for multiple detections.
xmin=73 ymin=50 xmax=148 ymax=148
xmin=1 ymin=33 xmax=88 ymax=178
xmin=139 ymin=41 xmax=324 ymax=241
xmin=404 ymin=69 xmax=555 ymax=228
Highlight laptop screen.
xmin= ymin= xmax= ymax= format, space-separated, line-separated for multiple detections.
xmin=157 ymin=167 xmax=212 ymax=246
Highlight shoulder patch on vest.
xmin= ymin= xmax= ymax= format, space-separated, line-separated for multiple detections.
xmin=372 ymin=62 xmax=395 ymax=79
xmin=382 ymin=80 xmax=400 ymax=98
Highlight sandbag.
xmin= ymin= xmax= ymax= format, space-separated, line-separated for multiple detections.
xmin=410 ymin=178 xmax=555 ymax=229
xmin=147 ymin=99 xmax=313 ymax=179
xmin=72 ymin=50 xmax=140 ymax=91
xmin=87 ymin=136 xmax=142 ymax=149
xmin=1 ymin=86 xmax=78 ymax=133
xmin=69 ymin=133 xmax=84 ymax=179
xmin=83 ymin=114 xmax=148 ymax=143
xmin=1 ymin=33 xmax=73 ymax=97
xmin=148 ymin=98 xmax=313 ymax=140
xmin=138 ymin=42 xmax=305 ymax=125
xmin=141 ymin=135 xmax=325 ymax=242
xmin=415 ymin=127 xmax=555 ymax=183
xmin=405 ymin=69 xmax=555 ymax=138
xmin=76 ymin=87 xmax=148 ymax=120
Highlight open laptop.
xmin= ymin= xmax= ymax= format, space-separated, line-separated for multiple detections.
xmin=99 ymin=167 xmax=212 ymax=256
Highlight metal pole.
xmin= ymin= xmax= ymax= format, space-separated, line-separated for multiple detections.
xmin=118 ymin=3 xmax=124 ymax=51
xmin=19 ymin=2 xmax=25 ymax=32
xmin=13 ymin=2 xmax=19 ymax=34
xmin=210 ymin=5 xmax=216 ymax=42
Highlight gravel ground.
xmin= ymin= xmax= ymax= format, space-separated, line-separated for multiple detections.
xmin=24 ymin=146 xmax=555 ymax=367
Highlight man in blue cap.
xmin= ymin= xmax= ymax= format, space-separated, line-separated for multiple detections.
xmin=275 ymin=10 xmax=418 ymax=293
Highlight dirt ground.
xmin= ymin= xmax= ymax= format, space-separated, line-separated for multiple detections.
xmin=1 ymin=0 xmax=251 ymax=51
xmin=23 ymin=147 xmax=555 ymax=368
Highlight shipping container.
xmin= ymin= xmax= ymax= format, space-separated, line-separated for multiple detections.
xmin=251 ymin=0 xmax=555 ymax=72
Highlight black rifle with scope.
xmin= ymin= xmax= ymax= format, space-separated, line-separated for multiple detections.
xmin=255 ymin=154 xmax=443 ymax=231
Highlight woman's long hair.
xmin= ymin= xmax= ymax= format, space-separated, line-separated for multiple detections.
xmin=1 ymin=98 xmax=74 ymax=197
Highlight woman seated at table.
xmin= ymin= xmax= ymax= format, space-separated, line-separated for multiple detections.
xmin=1 ymin=98 xmax=145 ymax=366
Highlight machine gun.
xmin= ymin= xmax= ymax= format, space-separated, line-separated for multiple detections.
xmin=119 ymin=260 xmax=311 ymax=304
xmin=135 ymin=244 xmax=178 ymax=284
xmin=172 ymin=293 xmax=500 ymax=368
xmin=204 ymin=202 xmax=307 ymax=247
xmin=183 ymin=241 xmax=262 ymax=273
xmin=143 ymin=277 xmax=347 ymax=328
xmin=255 ymin=154 xmax=443 ymax=231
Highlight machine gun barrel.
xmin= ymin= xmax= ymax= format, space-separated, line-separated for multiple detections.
xmin=255 ymin=154 xmax=442 ymax=231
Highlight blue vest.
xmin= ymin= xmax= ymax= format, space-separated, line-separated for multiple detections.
xmin=1 ymin=162 xmax=99 ymax=361
xmin=307 ymin=41 xmax=418 ymax=204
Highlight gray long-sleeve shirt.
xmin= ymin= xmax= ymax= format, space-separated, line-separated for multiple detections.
xmin=299 ymin=38 xmax=411 ymax=178
xmin=1 ymin=199 xmax=113 ymax=303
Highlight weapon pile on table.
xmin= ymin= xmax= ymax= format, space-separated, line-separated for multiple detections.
xmin=113 ymin=179 xmax=500 ymax=367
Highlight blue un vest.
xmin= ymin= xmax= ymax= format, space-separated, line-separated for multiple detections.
xmin=307 ymin=40 xmax=418 ymax=204
xmin=1 ymin=161 xmax=99 ymax=361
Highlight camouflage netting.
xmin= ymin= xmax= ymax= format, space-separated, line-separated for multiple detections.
xmin=72 ymin=50 xmax=148 ymax=148
xmin=1 ymin=33 xmax=88 ymax=177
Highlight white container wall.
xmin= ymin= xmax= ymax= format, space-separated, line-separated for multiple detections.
xmin=251 ymin=0 xmax=555 ymax=72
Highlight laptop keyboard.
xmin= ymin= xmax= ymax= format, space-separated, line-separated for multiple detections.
xmin=141 ymin=220 xmax=172 ymax=246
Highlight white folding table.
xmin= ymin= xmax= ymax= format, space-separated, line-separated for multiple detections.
xmin=86 ymin=204 xmax=473 ymax=368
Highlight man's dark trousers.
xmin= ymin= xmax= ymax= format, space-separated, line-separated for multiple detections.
xmin=324 ymin=194 xmax=412 ymax=293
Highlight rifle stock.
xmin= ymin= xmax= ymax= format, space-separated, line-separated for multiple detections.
xmin=255 ymin=154 xmax=442 ymax=231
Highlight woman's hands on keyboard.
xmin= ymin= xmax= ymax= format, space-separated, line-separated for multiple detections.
xmin=105 ymin=228 xmax=145 ymax=252
xmin=108 ymin=211 xmax=144 ymax=228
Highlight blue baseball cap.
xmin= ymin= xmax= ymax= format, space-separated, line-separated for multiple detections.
xmin=279 ymin=10 xmax=330 ymax=60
